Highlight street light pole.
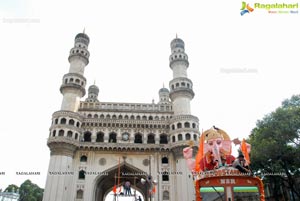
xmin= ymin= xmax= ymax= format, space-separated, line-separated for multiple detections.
xmin=141 ymin=155 xmax=157 ymax=201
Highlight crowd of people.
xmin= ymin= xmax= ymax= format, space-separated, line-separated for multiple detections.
xmin=117 ymin=181 xmax=143 ymax=201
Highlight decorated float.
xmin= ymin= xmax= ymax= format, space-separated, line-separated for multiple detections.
xmin=183 ymin=126 xmax=265 ymax=201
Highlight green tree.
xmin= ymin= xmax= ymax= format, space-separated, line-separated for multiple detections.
xmin=19 ymin=180 xmax=43 ymax=201
xmin=249 ymin=95 xmax=300 ymax=201
xmin=4 ymin=184 xmax=19 ymax=193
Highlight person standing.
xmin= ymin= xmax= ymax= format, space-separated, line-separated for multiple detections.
xmin=125 ymin=181 xmax=131 ymax=195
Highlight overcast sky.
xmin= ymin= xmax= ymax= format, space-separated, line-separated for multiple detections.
xmin=0 ymin=0 xmax=299 ymax=192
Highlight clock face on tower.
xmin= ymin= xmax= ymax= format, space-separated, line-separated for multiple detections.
xmin=122 ymin=133 xmax=129 ymax=141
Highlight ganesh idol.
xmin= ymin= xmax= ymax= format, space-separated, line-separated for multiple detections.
xmin=183 ymin=126 xmax=236 ymax=172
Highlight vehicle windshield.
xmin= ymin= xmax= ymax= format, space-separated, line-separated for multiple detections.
xmin=233 ymin=186 xmax=260 ymax=201
xmin=200 ymin=187 xmax=225 ymax=201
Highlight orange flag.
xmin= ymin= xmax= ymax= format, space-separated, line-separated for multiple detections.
xmin=113 ymin=185 xmax=117 ymax=193
xmin=241 ymin=138 xmax=250 ymax=164
xmin=195 ymin=132 xmax=205 ymax=172
xmin=152 ymin=186 xmax=156 ymax=193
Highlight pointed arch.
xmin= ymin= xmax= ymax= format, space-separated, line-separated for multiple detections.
xmin=109 ymin=132 xmax=117 ymax=143
xmin=134 ymin=133 xmax=143 ymax=143
xmin=185 ymin=133 xmax=191 ymax=140
xmin=76 ymin=189 xmax=84 ymax=199
xmin=160 ymin=134 xmax=168 ymax=144
xmin=92 ymin=162 xmax=147 ymax=201
xmin=177 ymin=122 xmax=182 ymax=129
xmin=80 ymin=155 xmax=87 ymax=162
xmin=162 ymin=157 xmax=169 ymax=164
xmin=79 ymin=170 xmax=86 ymax=180
xmin=84 ymin=131 xmax=92 ymax=142
xmin=163 ymin=190 xmax=169 ymax=200
xmin=178 ymin=134 xmax=183 ymax=141
xmin=184 ymin=122 xmax=190 ymax=128
xmin=147 ymin=134 xmax=155 ymax=144
xmin=96 ymin=132 xmax=104 ymax=142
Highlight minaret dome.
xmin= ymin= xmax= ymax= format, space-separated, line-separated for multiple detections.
xmin=75 ymin=33 xmax=90 ymax=46
xmin=88 ymin=84 xmax=99 ymax=95
xmin=159 ymin=87 xmax=169 ymax=94
xmin=170 ymin=37 xmax=185 ymax=51
xmin=86 ymin=84 xmax=99 ymax=102
xmin=158 ymin=86 xmax=170 ymax=104
xmin=169 ymin=36 xmax=189 ymax=71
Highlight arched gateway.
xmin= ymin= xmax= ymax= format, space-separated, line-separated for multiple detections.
xmin=93 ymin=162 xmax=147 ymax=201
xmin=43 ymin=32 xmax=200 ymax=201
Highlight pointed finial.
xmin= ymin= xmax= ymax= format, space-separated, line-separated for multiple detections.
xmin=94 ymin=80 xmax=96 ymax=85
xmin=83 ymin=27 xmax=86 ymax=34
xmin=176 ymin=33 xmax=178 ymax=38
xmin=163 ymin=83 xmax=165 ymax=88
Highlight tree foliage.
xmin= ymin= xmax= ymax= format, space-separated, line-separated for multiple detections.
xmin=4 ymin=180 xmax=43 ymax=201
xmin=249 ymin=95 xmax=300 ymax=200
xmin=4 ymin=184 xmax=19 ymax=193
xmin=19 ymin=180 xmax=43 ymax=201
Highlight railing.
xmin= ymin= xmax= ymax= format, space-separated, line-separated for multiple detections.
xmin=79 ymin=102 xmax=173 ymax=112
xmin=47 ymin=136 xmax=197 ymax=151
xmin=52 ymin=110 xmax=84 ymax=120
xmin=0 ymin=192 xmax=20 ymax=200
xmin=169 ymin=114 xmax=199 ymax=122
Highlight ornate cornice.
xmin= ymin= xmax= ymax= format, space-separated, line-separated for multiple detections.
xmin=60 ymin=83 xmax=86 ymax=97
xmin=169 ymin=88 xmax=194 ymax=100
xmin=48 ymin=139 xmax=77 ymax=157
xmin=52 ymin=110 xmax=84 ymax=120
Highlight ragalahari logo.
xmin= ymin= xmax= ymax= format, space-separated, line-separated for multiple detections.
xmin=241 ymin=2 xmax=254 ymax=15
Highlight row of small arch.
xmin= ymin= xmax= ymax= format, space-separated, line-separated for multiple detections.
xmin=173 ymin=48 xmax=183 ymax=53
xmin=63 ymin=77 xmax=85 ymax=87
xmin=82 ymin=131 xmax=198 ymax=143
xmin=79 ymin=146 xmax=171 ymax=152
xmin=51 ymin=129 xmax=79 ymax=140
xmin=82 ymin=132 xmax=168 ymax=144
xmin=171 ymin=122 xmax=196 ymax=130
xmin=83 ymin=122 xmax=198 ymax=130
xmin=52 ymin=117 xmax=171 ymax=130
xmin=170 ymin=81 xmax=192 ymax=90
xmin=52 ymin=117 xmax=198 ymax=129
xmin=170 ymin=53 xmax=187 ymax=61
xmin=50 ymin=129 xmax=198 ymax=144
xmin=84 ymin=113 xmax=171 ymax=121
xmin=52 ymin=117 xmax=81 ymax=127
xmin=70 ymin=47 xmax=89 ymax=57
xmin=76 ymin=43 xmax=87 ymax=49
xmin=82 ymin=122 xmax=170 ymax=129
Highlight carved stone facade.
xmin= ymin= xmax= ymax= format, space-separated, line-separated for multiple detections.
xmin=43 ymin=33 xmax=200 ymax=201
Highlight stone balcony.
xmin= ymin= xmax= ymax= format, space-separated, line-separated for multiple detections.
xmin=47 ymin=137 xmax=198 ymax=153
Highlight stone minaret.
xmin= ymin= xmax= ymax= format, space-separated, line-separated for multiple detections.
xmin=158 ymin=85 xmax=171 ymax=105
xmin=60 ymin=32 xmax=90 ymax=112
xmin=85 ymin=84 xmax=99 ymax=102
xmin=169 ymin=36 xmax=194 ymax=115
xmin=169 ymin=36 xmax=198 ymax=201
xmin=43 ymin=32 xmax=90 ymax=201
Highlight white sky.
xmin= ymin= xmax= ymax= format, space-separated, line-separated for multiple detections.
xmin=0 ymin=0 xmax=299 ymax=192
